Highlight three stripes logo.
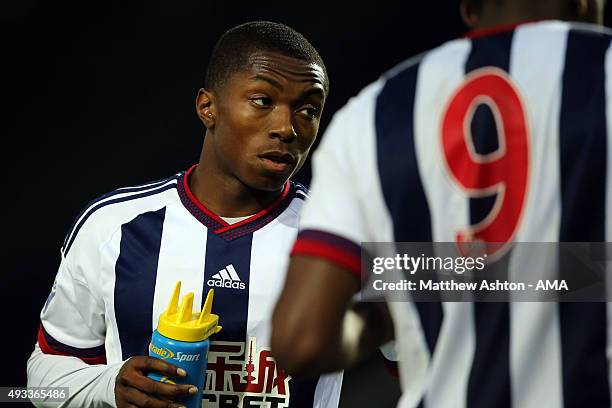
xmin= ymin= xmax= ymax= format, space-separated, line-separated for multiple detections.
xmin=207 ymin=264 xmax=246 ymax=290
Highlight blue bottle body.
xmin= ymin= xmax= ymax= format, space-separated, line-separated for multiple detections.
xmin=148 ymin=330 xmax=210 ymax=408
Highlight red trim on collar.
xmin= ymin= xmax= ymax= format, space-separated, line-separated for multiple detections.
xmin=182 ymin=165 xmax=229 ymax=227
xmin=183 ymin=164 xmax=291 ymax=234
xmin=465 ymin=19 xmax=542 ymax=39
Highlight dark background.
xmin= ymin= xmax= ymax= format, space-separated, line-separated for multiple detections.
xmin=3 ymin=1 xmax=610 ymax=406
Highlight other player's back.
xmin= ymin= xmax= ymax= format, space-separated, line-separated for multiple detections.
xmin=302 ymin=20 xmax=612 ymax=407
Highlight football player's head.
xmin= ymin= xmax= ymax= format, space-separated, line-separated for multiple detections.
xmin=196 ymin=21 xmax=328 ymax=192
xmin=460 ymin=0 xmax=606 ymax=29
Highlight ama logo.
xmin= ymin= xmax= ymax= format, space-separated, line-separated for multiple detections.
xmin=207 ymin=264 xmax=246 ymax=290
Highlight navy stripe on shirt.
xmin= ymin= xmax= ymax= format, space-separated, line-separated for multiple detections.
xmin=464 ymin=29 xmax=515 ymax=408
xmin=558 ymin=28 xmax=610 ymax=408
xmin=203 ymin=232 xmax=253 ymax=344
xmin=114 ymin=207 xmax=167 ymax=359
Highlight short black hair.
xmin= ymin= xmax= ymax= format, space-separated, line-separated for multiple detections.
xmin=205 ymin=21 xmax=328 ymax=94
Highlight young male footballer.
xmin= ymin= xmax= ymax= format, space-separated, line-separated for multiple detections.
xmin=28 ymin=21 xmax=343 ymax=408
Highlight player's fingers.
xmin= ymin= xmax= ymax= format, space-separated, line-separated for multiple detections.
xmin=126 ymin=374 xmax=197 ymax=400
xmin=142 ymin=356 xmax=187 ymax=379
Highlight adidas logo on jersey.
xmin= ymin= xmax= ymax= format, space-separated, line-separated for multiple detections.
xmin=207 ymin=264 xmax=246 ymax=290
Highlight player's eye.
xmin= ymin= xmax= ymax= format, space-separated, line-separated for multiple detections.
xmin=250 ymin=96 xmax=272 ymax=107
xmin=297 ymin=105 xmax=319 ymax=119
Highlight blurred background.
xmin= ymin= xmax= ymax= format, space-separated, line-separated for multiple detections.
xmin=3 ymin=1 xmax=610 ymax=406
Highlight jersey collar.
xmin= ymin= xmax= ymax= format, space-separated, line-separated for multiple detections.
xmin=177 ymin=165 xmax=295 ymax=241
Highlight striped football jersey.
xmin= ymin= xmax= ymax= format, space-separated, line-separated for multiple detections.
xmin=293 ymin=21 xmax=612 ymax=408
xmin=38 ymin=165 xmax=342 ymax=407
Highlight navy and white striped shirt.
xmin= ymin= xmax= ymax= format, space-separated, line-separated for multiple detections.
xmin=38 ymin=165 xmax=342 ymax=407
xmin=294 ymin=21 xmax=612 ymax=408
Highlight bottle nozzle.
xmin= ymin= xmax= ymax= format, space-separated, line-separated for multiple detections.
xmin=166 ymin=281 xmax=181 ymax=316
xmin=157 ymin=282 xmax=221 ymax=341
xmin=199 ymin=289 xmax=222 ymax=334
xmin=177 ymin=292 xmax=194 ymax=324
xmin=201 ymin=289 xmax=213 ymax=316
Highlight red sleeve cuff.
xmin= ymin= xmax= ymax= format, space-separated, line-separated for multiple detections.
xmin=38 ymin=324 xmax=107 ymax=365
xmin=291 ymin=230 xmax=361 ymax=278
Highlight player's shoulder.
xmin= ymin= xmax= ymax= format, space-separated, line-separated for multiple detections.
xmin=62 ymin=172 xmax=182 ymax=256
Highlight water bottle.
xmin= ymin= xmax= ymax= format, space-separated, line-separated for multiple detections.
xmin=148 ymin=281 xmax=221 ymax=408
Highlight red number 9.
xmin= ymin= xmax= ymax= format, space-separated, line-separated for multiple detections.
xmin=441 ymin=68 xmax=530 ymax=257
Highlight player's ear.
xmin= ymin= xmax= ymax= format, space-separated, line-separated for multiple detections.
xmin=196 ymin=88 xmax=216 ymax=129
xmin=460 ymin=0 xmax=479 ymax=29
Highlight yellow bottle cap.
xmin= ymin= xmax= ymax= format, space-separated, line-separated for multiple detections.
xmin=157 ymin=281 xmax=222 ymax=342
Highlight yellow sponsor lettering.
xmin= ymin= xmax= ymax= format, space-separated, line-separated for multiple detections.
xmin=149 ymin=343 xmax=175 ymax=359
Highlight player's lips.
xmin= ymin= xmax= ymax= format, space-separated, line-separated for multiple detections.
xmin=258 ymin=151 xmax=296 ymax=173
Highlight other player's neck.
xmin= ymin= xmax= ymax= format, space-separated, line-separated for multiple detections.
xmin=189 ymin=159 xmax=285 ymax=219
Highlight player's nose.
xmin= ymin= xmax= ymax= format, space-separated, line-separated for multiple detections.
xmin=269 ymin=105 xmax=297 ymax=142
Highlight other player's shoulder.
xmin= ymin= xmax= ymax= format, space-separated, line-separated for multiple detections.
xmin=379 ymin=21 xmax=612 ymax=85
xmin=62 ymin=172 xmax=182 ymax=256
xmin=558 ymin=20 xmax=612 ymax=38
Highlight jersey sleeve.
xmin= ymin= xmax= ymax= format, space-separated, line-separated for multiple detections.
xmin=27 ymin=343 xmax=123 ymax=408
xmin=293 ymin=80 xmax=393 ymax=278
xmin=27 ymin=216 xmax=124 ymax=406
xmin=37 ymin=221 xmax=112 ymax=364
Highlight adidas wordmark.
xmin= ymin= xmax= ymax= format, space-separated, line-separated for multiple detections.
xmin=207 ymin=264 xmax=246 ymax=290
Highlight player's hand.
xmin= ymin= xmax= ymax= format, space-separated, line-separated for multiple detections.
xmin=115 ymin=356 xmax=199 ymax=408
